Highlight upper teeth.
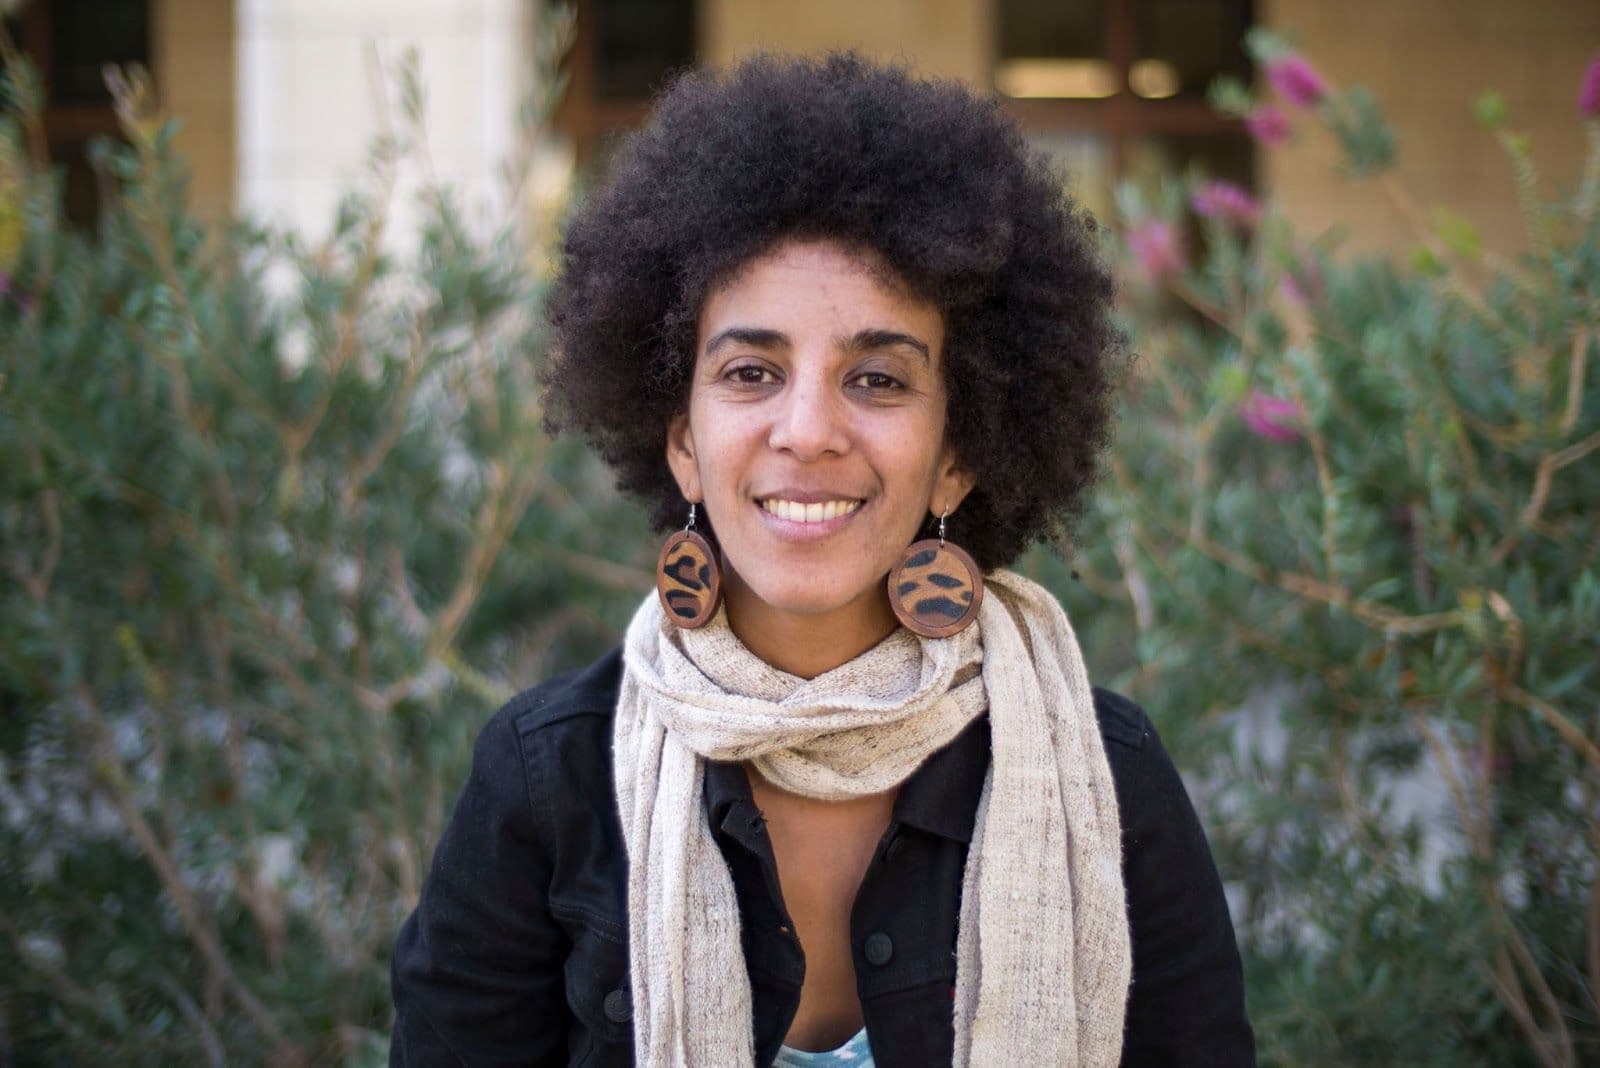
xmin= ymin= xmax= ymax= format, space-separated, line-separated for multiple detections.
xmin=761 ymin=499 xmax=862 ymax=523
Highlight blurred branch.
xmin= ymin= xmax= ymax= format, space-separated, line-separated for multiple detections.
xmin=346 ymin=310 xmax=436 ymax=490
xmin=1182 ymin=523 xmax=1467 ymax=636
xmin=1504 ymin=686 xmax=1600 ymax=774
xmin=1588 ymin=805 xmax=1600 ymax=1023
xmin=1579 ymin=121 xmax=1600 ymax=224
xmin=423 ymin=459 xmax=545 ymax=661
xmin=529 ymin=539 xmax=654 ymax=593
xmin=1415 ymin=710 xmax=1575 ymax=1066
xmin=1282 ymin=358 xmax=1343 ymax=585
xmin=1490 ymin=425 xmax=1600 ymax=565
xmin=1559 ymin=324 xmax=1592 ymax=439
xmin=5 ymin=446 xmax=60 ymax=603
xmin=154 ymin=971 xmax=227 ymax=1068
xmin=78 ymin=685 xmax=299 ymax=1059
xmin=105 ymin=68 xmax=282 ymax=430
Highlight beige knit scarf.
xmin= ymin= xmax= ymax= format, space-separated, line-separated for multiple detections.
xmin=614 ymin=568 xmax=1131 ymax=1066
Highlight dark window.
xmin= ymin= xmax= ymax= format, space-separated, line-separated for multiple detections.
xmin=995 ymin=0 xmax=1255 ymax=217
xmin=558 ymin=0 xmax=697 ymax=170
xmin=50 ymin=0 xmax=150 ymax=107
xmin=998 ymin=2 xmax=1106 ymax=67
xmin=1133 ymin=0 xmax=1252 ymax=103
xmin=592 ymin=0 xmax=695 ymax=103
xmin=3 ymin=0 xmax=151 ymax=228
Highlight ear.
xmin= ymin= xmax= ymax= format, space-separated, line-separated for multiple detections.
xmin=931 ymin=444 xmax=978 ymax=517
xmin=665 ymin=409 xmax=702 ymax=503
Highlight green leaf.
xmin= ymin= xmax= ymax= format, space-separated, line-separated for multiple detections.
xmin=1207 ymin=75 xmax=1256 ymax=118
xmin=1473 ymin=91 xmax=1508 ymax=129
xmin=1409 ymin=246 xmax=1447 ymax=277
xmin=1430 ymin=207 xmax=1482 ymax=261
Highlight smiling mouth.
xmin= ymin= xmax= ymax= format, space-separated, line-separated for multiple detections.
xmin=757 ymin=498 xmax=864 ymax=523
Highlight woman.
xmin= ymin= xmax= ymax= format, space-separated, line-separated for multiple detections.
xmin=390 ymin=53 xmax=1254 ymax=1067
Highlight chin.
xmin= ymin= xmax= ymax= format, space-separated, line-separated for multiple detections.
xmin=735 ymin=570 xmax=884 ymax=619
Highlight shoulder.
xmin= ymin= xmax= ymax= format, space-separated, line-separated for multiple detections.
xmin=465 ymin=644 xmax=623 ymax=780
xmin=1090 ymin=685 xmax=1152 ymax=752
xmin=464 ymin=645 xmax=626 ymax=840
xmin=1089 ymin=685 xmax=1153 ymax=804
xmin=1086 ymin=687 xmax=1186 ymax=843
xmin=494 ymin=644 xmax=625 ymax=738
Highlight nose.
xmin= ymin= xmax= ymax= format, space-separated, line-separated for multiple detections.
xmin=766 ymin=367 xmax=850 ymax=461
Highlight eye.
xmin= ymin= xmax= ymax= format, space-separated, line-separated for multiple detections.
xmin=724 ymin=364 xmax=777 ymax=385
xmin=851 ymin=371 xmax=904 ymax=391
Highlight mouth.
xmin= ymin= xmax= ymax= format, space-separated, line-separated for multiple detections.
xmin=756 ymin=497 xmax=865 ymax=524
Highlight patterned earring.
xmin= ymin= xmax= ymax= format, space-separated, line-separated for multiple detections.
xmin=887 ymin=507 xmax=983 ymax=637
xmin=656 ymin=502 xmax=724 ymax=629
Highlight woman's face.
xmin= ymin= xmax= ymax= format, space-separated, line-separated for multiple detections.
xmin=667 ymin=238 xmax=975 ymax=627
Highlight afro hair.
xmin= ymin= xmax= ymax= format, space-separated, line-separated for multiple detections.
xmin=541 ymin=52 xmax=1124 ymax=571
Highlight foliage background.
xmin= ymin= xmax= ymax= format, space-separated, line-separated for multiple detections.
xmin=1056 ymin=34 xmax=1600 ymax=1066
xmin=1 ymin=19 xmax=1597 ymax=1068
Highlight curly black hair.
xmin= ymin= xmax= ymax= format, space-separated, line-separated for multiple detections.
xmin=541 ymin=52 xmax=1124 ymax=571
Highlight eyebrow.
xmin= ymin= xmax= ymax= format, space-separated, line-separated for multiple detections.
xmin=703 ymin=326 xmax=930 ymax=361
xmin=703 ymin=327 xmax=788 ymax=356
xmin=845 ymin=329 xmax=930 ymax=362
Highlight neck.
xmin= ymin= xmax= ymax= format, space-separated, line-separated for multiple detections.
xmin=721 ymin=576 xmax=900 ymax=680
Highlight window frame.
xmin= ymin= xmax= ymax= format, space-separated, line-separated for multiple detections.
xmin=5 ymin=0 xmax=139 ymax=145
xmin=995 ymin=0 xmax=1252 ymax=179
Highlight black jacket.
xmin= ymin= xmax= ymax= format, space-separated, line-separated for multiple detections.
xmin=390 ymin=645 xmax=1256 ymax=1067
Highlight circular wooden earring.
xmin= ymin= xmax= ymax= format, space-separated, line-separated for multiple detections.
xmin=656 ymin=503 xmax=723 ymax=629
xmin=887 ymin=509 xmax=983 ymax=638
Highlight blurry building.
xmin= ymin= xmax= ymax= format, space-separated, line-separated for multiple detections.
xmin=5 ymin=0 xmax=1597 ymax=257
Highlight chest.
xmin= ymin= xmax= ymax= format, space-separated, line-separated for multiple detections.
xmin=748 ymin=774 xmax=896 ymax=910
xmin=744 ymin=770 xmax=898 ymax=1050
xmin=528 ymin=715 xmax=999 ymax=1065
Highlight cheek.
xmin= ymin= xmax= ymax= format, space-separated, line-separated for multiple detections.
xmin=688 ymin=409 xmax=760 ymax=486
xmin=891 ymin=415 xmax=950 ymax=481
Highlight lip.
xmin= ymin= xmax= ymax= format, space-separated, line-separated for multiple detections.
xmin=753 ymin=496 xmax=867 ymax=542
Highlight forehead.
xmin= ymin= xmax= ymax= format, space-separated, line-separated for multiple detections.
xmin=697 ymin=239 xmax=943 ymax=345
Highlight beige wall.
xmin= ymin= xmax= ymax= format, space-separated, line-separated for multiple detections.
xmin=699 ymin=0 xmax=992 ymax=83
xmin=235 ymin=0 xmax=535 ymax=247
xmin=153 ymin=0 xmax=1597 ymax=258
xmin=1263 ymin=0 xmax=1599 ymax=259
xmin=153 ymin=0 xmax=236 ymax=222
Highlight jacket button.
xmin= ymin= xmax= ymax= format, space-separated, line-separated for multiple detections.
xmin=863 ymin=932 xmax=894 ymax=966
xmin=603 ymin=989 xmax=631 ymax=1023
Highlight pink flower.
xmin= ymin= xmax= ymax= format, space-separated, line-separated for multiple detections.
xmin=1126 ymin=219 xmax=1186 ymax=283
xmin=0 ymin=273 xmax=28 ymax=311
xmin=1239 ymin=390 xmax=1302 ymax=442
xmin=1279 ymin=273 xmax=1310 ymax=307
xmin=1244 ymin=104 xmax=1292 ymax=146
xmin=1279 ymin=250 xmax=1324 ymax=306
xmin=1191 ymin=179 xmax=1261 ymax=229
xmin=1580 ymin=54 xmax=1600 ymax=117
xmin=1265 ymin=54 xmax=1329 ymax=109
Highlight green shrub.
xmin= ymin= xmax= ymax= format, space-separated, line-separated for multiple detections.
xmin=0 ymin=23 xmax=653 ymax=1064
xmin=1059 ymin=32 xmax=1600 ymax=1067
